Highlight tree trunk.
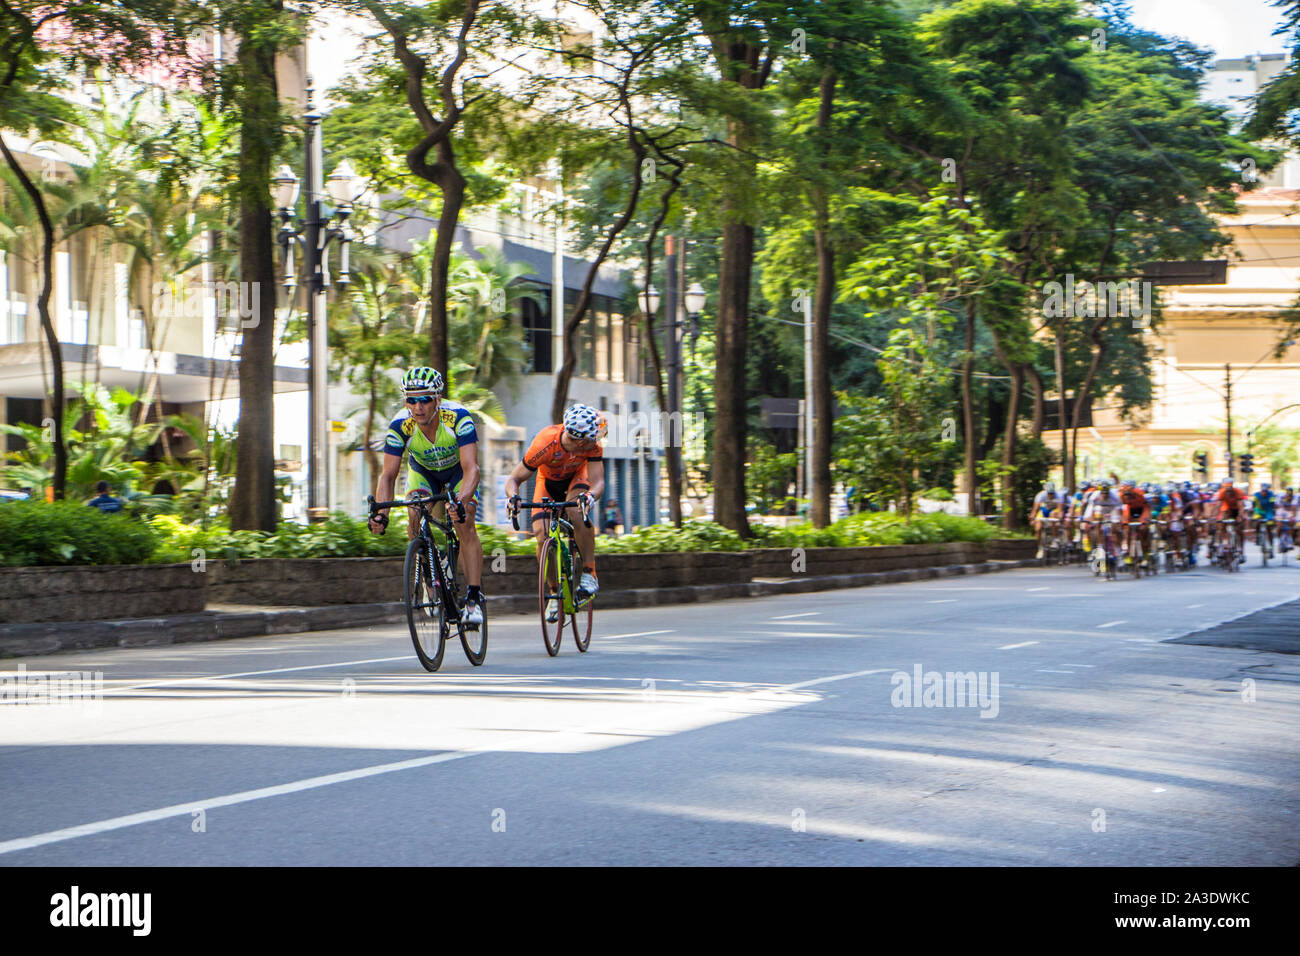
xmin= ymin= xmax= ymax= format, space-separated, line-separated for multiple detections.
xmin=425 ymin=153 xmax=464 ymax=377
xmin=1028 ymin=365 xmax=1045 ymax=438
xmin=712 ymin=211 xmax=753 ymax=537
xmin=1053 ymin=321 xmax=1071 ymax=489
xmin=962 ymin=298 xmax=977 ymax=517
xmin=1002 ymin=363 xmax=1024 ymax=529
xmin=365 ymin=353 xmax=380 ymax=495
xmin=810 ymin=63 xmax=835 ymax=529
xmin=811 ymin=224 xmax=833 ymax=528
xmin=229 ymin=15 xmax=281 ymax=532
xmin=0 ymin=132 xmax=65 ymax=498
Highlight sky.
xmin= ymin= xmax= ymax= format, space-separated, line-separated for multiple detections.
xmin=1127 ymin=0 xmax=1286 ymax=58
xmin=307 ymin=1 xmax=1294 ymax=106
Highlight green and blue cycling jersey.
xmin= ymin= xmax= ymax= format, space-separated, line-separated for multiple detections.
xmin=383 ymin=399 xmax=478 ymax=497
xmin=1253 ymin=490 xmax=1276 ymax=521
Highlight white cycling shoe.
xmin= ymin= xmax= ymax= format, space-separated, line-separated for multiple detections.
xmin=461 ymin=599 xmax=483 ymax=628
xmin=545 ymin=597 xmax=560 ymax=623
xmin=578 ymin=572 xmax=599 ymax=596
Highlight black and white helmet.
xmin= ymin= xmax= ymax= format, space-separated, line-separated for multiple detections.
xmin=402 ymin=366 xmax=444 ymax=395
xmin=563 ymin=403 xmax=605 ymax=441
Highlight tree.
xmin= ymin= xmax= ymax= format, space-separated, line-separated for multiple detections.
xmin=223 ymin=0 xmax=301 ymax=531
xmin=835 ymin=325 xmax=955 ymax=518
xmin=760 ymin=0 xmax=932 ymax=526
xmin=346 ymin=0 xmax=486 ymax=379
xmin=689 ymin=0 xmax=784 ymax=538
xmin=0 ymin=0 xmax=202 ymax=498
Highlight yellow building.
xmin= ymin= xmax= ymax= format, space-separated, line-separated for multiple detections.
xmin=1056 ymin=186 xmax=1300 ymax=488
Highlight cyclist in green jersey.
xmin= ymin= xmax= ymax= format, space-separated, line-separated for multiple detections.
xmin=368 ymin=366 xmax=484 ymax=626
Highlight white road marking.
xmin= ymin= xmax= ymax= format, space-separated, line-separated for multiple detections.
xmin=102 ymin=656 xmax=415 ymax=697
xmin=0 ymin=665 xmax=888 ymax=856
xmin=1189 ymin=604 xmax=1204 ymax=609
xmin=998 ymin=641 xmax=1039 ymax=650
xmin=1026 ymin=587 xmax=1050 ymax=592
xmin=0 ymin=751 xmax=481 ymax=856
xmin=1097 ymin=620 xmax=1126 ymax=629
xmin=770 ymin=612 xmax=820 ymax=620
xmin=776 ymin=668 xmax=890 ymax=692
xmin=1060 ymin=663 xmax=1095 ymax=668
xmin=600 ymin=630 xmax=675 ymax=641
xmin=927 ymin=599 xmax=957 ymax=604
xmin=1036 ymin=669 xmax=1074 ymax=674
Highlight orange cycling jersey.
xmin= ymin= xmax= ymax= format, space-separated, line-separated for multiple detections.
xmin=523 ymin=423 xmax=604 ymax=483
xmin=1120 ymin=488 xmax=1148 ymax=522
xmin=1216 ymin=486 xmax=1244 ymax=514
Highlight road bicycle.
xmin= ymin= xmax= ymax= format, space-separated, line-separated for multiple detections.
xmin=369 ymin=489 xmax=487 ymax=671
xmin=1255 ymin=517 xmax=1275 ymax=567
xmin=1215 ymin=516 xmax=1245 ymax=573
xmin=1162 ymin=516 xmax=1188 ymax=572
xmin=1090 ymin=519 xmax=1119 ymax=581
xmin=513 ymin=497 xmax=594 ymax=656
xmin=1279 ymin=516 xmax=1295 ymax=565
xmin=1041 ymin=516 xmax=1068 ymax=565
xmin=1125 ymin=520 xmax=1149 ymax=579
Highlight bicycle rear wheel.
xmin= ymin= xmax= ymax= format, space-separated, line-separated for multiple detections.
xmin=405 ymin=538 xmax=446 ymax=672
xmin=539 ymin=536 xmax=565 ymax=656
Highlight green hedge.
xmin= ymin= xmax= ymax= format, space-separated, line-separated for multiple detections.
xmin=0 ymin=504 xmax=1020 ymax=568
xmin=147 ymin=512 xmax=410 ymax=564
xmin=747 ymin=511 xmax=1009 ymax=549
xmin=0 ymin=500 xmax=159 ymax=567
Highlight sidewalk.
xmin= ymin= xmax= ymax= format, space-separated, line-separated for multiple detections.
xmin=0 ymin=556 xmax=1041 ymax=658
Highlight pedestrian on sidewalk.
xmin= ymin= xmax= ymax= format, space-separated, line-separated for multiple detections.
xmin=603 ymin=501 xmax=622 ymax=536
xmin=87 ymin=481 xmax=124 ymax=514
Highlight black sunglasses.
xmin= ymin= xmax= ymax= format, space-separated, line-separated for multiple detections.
xmin=406 ymin=396 xmax=436 ymax=405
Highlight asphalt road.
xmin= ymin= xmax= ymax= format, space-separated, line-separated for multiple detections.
xmin=2 ymin=550 xmax=1298 ymax=866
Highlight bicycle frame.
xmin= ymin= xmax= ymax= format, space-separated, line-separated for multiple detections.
xmin=517 ymin=497 xmax=592 ymax=615
xmin=370 ymin=490 xmax=463 ymax=613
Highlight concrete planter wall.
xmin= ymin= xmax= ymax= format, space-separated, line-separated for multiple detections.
xmin=0 ymin=539 xmax=1034 ymax=624
xmin=0 ymin=563 xmax=205 ymax=624
xmin=204 ymin=540 xmax=1032 ymax=607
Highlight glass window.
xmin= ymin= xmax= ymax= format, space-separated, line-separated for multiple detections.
xmin=575 ymin=297 xmax=593 ymax=378
xmin=595 ymin=297 xmax=610 ymax=381
xmin=626 ymin=318 xmax=641 ymax=386
xmin=611 ymin=311 xmax=625 ymax=383
xmin=520 ymin=284 xmax=552 ymax=374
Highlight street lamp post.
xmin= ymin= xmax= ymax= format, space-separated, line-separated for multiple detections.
xmin=274 ymin=81 xmax=363 ymax=522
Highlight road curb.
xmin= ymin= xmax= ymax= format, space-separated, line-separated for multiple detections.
xmin=0 ymin=557 xmax=1041 ymax=658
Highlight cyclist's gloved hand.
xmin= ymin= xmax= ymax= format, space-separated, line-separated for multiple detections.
xmin=580 ymin=491 xmax=595 ymax=513
xmin=368 ymin=510 xmax=389 ymax=534
xmin=507 ymin=494 xmax=521 ymax=517
xmin=452 ymin=494 xmax=467 ymax=524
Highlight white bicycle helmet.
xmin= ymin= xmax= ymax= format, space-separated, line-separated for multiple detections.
xmin=563 ymin=403 xmax=605 ymax=441
xmin=402 ymin=366 xmax=444 ymax=395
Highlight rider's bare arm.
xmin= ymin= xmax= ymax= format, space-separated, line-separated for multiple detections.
xmin=370 ymin=454 xmax=403 ymax=532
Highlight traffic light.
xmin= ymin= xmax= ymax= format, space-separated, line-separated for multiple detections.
xmin=1240 ymin=453 xmax=1254 ymax=475
xmin=1193 ymin=450 xmax=1208 ymax=478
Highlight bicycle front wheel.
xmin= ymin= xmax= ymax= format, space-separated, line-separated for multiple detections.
xmin=405 ymin=538 xmax=445 ymax=672
xmin=570 ymin=542 xmax=593 ymax=652
xmin=460 ymin=596 xmax=488 ymax=666
xmin=539 ymin=536 xmax=565 ymax=656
